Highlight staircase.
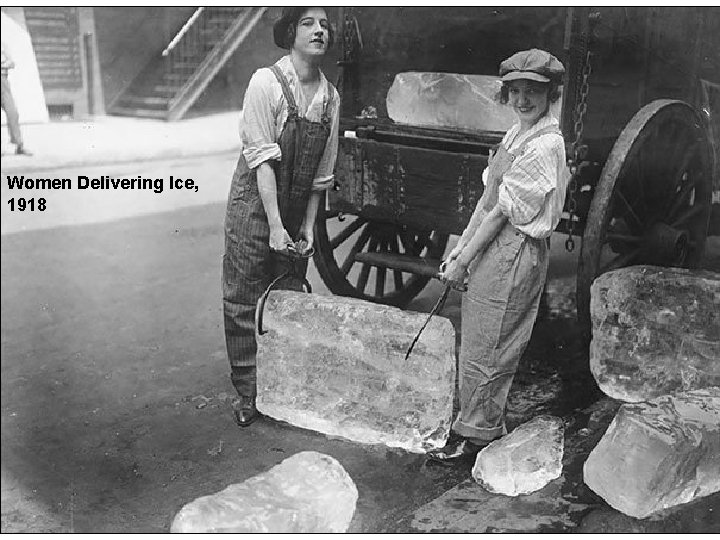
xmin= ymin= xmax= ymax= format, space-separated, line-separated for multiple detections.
xmin=24 ymin=7 xmax=83 ymax=90
xmin=109 ymin=6 xmax=266 ymax=121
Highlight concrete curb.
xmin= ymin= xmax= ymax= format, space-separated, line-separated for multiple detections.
xmin=1 ymin=146 xmax=240 ymax=174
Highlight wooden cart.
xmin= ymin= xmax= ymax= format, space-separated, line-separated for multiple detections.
xmin=312 ymin=7 xmax=720 ymax=334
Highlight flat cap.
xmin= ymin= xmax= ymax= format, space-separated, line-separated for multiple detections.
xmin=499 ymin=49 xmax=565 ymax=83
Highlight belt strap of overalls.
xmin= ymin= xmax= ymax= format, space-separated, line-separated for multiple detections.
xmin=483 ymin=124 xmax=563 ymax=211
xmin=493 ymin=125 xmax=563 ymax=176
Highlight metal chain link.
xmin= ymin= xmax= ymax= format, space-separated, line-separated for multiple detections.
xmin=565 ymin=41 xmax=593 ymax=252
xmin=343 ymin=12 xmax=354 ymax=61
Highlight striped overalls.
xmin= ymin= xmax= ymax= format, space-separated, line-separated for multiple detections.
xmin=222 ymin=65 xmax=333 ymax=397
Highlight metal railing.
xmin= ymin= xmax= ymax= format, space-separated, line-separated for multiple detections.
xmin=160 ymin=7 xmax=211 ymax=110
xmin=167 ymin=7 xmax=267 ymax=120
xmin=156 ymin=7 xmax=261 ymax=118
xmin=162 ymin=7 xmax=204 ymax=58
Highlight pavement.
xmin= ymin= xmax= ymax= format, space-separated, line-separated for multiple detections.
xmin=1 ymin=112 xmax=242 ymax=174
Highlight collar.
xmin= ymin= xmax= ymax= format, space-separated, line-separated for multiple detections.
xmin=505 ymin=113 xmax=559 ymax=150
xmin=275 ymin=55 xmax=328 ymax=106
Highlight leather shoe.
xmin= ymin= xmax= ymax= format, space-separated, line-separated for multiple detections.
xmin=232 ymin=396 xmax=258 ymax=427
xmin=426 ymin=439 xmax=483 ymax=463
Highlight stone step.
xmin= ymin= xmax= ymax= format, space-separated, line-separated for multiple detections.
xmin=120 ymin=96 xmax=171 ymax=107
xmin=108 ymin=106 xmax=168 ymax=120
xmin=152 ymin=85 xmax=183 ymax=96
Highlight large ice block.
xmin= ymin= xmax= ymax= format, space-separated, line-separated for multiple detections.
xmin=590 ymin=265 xmax=720 ymax=402
xmin=387 ymin=72 xmax=516 ymax=133
xmin=386 ymin=72 xmax=563 ymax=134
xmin=255 ymin=291 xmax=456 ymax=453
xmin=583 ymin=388 xmax=720 ymax=518
xmin=170 ymin=452 xmax=357 ymax=533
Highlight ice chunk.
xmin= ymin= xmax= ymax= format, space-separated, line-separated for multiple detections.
xmin=583 ymin=388 xmax=720 ymax=518
xmin=170 ymin=451 xmax=358 ymax=533
xmin=472 ymin=415 xmax=564 ymax=496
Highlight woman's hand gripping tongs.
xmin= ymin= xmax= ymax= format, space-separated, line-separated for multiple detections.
xmin=255 ymin=240 xmax=315 ymax=335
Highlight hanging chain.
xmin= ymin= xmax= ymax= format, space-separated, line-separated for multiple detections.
xmin=565 ymin=49 xmax=591 ymax=252
xmin=343 ymin=12 xmax=354 ymax=63
xmin=565 ymin=12 xmax=598 ymax=252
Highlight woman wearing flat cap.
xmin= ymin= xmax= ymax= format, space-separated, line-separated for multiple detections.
xmin=430 ymin=49 xmax=570 ymax=461
xmin=223 ymin=7 xmax=339 ymax=427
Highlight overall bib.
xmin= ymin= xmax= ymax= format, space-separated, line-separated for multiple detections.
xmin=452 ymin=125 xmax=560 ymax=443
xmin=223 ymin=65 xmax=333 ymax=396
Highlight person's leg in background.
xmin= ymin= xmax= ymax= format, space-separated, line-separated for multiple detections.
xmin=1 ymin=73 xmax=29 ymax=155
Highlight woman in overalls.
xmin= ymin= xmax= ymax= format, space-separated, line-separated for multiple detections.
xmin=223 ymin=7 xmax=339 ymax=427
xmin=430 ymin=49 xmax=569 ymax=460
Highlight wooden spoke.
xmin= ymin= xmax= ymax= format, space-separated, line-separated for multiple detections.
xmin=375 ymin=242 xmax=387 ymax=298
xmin=671 ymin=205 xmax=705 ymax=228
xmin=674 ymin=147 xmax=695 ymax=177
xmin=667 ymin=129 xmax=696 ymax=175
xmin=356 ymin=237 xmax=378 ymax=292
xmin=666 ymin=178 xmax=697 ymax=221
xmin=357 ymin=263 xmax=371 ymax=293
xmin=330 ymin=217 xmax=366 ymax=249
xmin=424 ymin=232 xmax=440 ymax=253
xmin=389 ymin=234 xmax=401 ymax=257
xmin=393 ymin=269 xmax=404 ymax=290
xmin=389 ymin=236 xmax=404 ymax=290
xmin=399 ymin=230 xmax=416 ymax=254
xmin=340 ymin=227 xmax=371 ymax=276
xmin=614 ymin=190 xmax=644 ymax=230
xmin=415 ymin=231 xmax=431 ymax=255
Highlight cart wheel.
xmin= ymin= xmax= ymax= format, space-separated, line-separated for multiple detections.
xmin=314 ymin=211 xmax=449 ymax=307
xmin=577 ymin=99 xmax=713 ymax=336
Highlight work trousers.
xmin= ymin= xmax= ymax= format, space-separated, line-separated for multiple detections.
xmin=1 ymin=73 xmax=23 ymax=146
xmin=452 ymin=222 xmax=549 ymax=443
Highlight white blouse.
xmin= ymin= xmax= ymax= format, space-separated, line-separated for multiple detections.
xmin=482 ymin=114 xmax=570 ymax=238
xmin=239 ymin=55 xmax=340 ymax=191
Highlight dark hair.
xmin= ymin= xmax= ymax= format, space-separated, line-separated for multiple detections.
xmin=274 ymin=7 xmax=335 ymax=50
xmin=497 ymin=80 xmax=562 ymax=104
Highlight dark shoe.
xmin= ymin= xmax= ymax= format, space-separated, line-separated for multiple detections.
xmin=232 ymin=396 xmax=258 ymax=427
xmin=15 ymin=145 xmax=32 ymax=156
xmin=426 ymin=439 xmax=484 ymax=463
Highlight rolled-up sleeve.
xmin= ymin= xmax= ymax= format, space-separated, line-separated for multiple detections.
xmin=311 ymin=87 xmax=341 ymax=191
xmin=498 ymin=139 xmax=559 ymax=228
xmin=240 ymin=69 xmax=281 ymax=169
